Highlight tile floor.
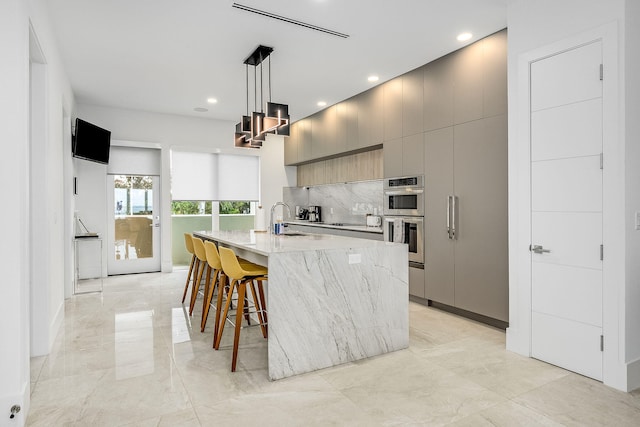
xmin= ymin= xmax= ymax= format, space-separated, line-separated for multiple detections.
xmin=27 ymin=271 xmax=640 ymax=426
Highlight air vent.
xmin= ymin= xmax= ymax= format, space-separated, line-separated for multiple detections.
xmin=231 ymin=3 xmax=350 ymax=39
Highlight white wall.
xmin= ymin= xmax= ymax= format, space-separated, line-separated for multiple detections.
xmin=506 ymin=0 xmax=639 ymax=391
xmin=76 ymin=104 xmax=296 ymax=272
xmin=0 ymin=0 xmax=75 ymax=424
xmin=624 ymin=0 xmax=640 ymax=386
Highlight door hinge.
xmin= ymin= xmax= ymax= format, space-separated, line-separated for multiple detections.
xmin=600 ymin=64 xmax=604 ymax=81
xmin=600 ymin=153 xmax=603 ymax=169
xmin=600 ymin=244 xmax=604 ymax=261
xmin=600 ymin=335 xmax=604 ymax=351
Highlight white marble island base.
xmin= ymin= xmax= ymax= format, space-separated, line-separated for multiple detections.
xmin=269 ymin=244 xmax=408 ymax=380
xmin=193 ymin=230 xmax=408 ymax=380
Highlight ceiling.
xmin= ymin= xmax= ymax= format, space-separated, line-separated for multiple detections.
xmin=46 ymin=0 xmax=508 ymax=123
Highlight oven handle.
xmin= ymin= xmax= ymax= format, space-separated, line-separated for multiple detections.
xmin=384 ymin=189 xmax=424 ymax=196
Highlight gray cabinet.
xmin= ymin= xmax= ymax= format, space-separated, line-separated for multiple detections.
xmin=403 ymin=67 xmax=424 ymax=136
xmin=297 ymin=118 xmax=312 ymax=162
xmin=383 ymin=78 xmax=403 ymax=141
xmin=424 ymin=116 xmax=508 ymax=322
xmin=358 ymin=85 xmax=384 ymax=149
xmin=482 ymin=30 xmax=508 ymax=118
xmin=424 ymin=127 xmax=455 ymax=305
xmin=312 ymin=106 xmax=336 ymax=159
xmin=452 ymin=39 xmax=484 ymax=125
xmin=383 ymin=138 xmax=402 ymax=178
xmin=409 ymin=266 xmax=425 ymax=299
xmin=339 ymin=97 xmax=359 ymax=153
xmin=284 ymin=123 xmax=298 ymax=166
xmin=424 ymin=55 xmax=454 ymax=132
xmin=383 ymin=133 xmax=424 ymax=178
xmin=452 ymin=115 xmax=508 ymax=321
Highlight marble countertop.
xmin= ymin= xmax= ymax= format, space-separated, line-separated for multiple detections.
xmin=285 ymin=220 xmax=383 ymax=234
xmin=193 ymin=229 xmax=397 ymax=256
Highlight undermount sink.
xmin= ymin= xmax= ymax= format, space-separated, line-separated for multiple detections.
xmin=281 ymin=231 xmax=307 ymax=237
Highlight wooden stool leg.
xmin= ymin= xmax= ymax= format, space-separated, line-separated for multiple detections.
xmin=215 ymin=278 xmax=236 ymax=350
xmin=199 ymin=265 xmax=213 ymax=330
xmin=212 ymin=273 xmax=227 ymax=348
xmin=257 ymin=279 xmax=268 ymax=338
xmin=248 ymin=280 xmax=267 ymax=339
xmin=231 ymin=280 xmax=247 ymax=372
xmin=189 ymin=261 xmax=206 ymax=315
xmin=201 ymin=269 xmax=219 ymax=332
xmin=181 ymin=254 xmax=196 ymax=303
xmin=187 ymin=258 xmax=200 ymax=309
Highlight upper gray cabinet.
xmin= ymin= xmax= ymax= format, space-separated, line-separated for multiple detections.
xmin=452 ymin=39 xmax=484 ymax=125
xmin=383 ymin=78 xmax=403 ymax=141
xmin=312 ymin=106 xmax=336 ymax=159
xmin=482 ymin=30 xmax=508 ymax=118
xmin=424 ymin=55 xmax=454 ymax=131
xmin=357 ymin=85 xmax=384 ymax=149
xmin=337 ymin=98 xmax=358 ymax=153
xmin=284 ymin=123 xmax=298 ymax=166
xmin=402 ymin=67 xmax=424 ymax=137
xmin=285 ymin=29 xmax=506 ymax=167
xmin=383 ymin=133 xmax=424 ymax=178
xmin=297 ymin=118 xmax=312 ymax=163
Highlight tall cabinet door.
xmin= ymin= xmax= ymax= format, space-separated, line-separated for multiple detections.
xmin=453 ymin=115 xmax=508 ymax=321
xmin=424 ymin=127 xmax=455 ymax=306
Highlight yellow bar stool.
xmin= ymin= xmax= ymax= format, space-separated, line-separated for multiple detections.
xmin=201 ymin=241 xmax=256 ymax=334
xmin=188 ymin=237 xmax=210 ymax=316
xmin=181 ymin=233 xmax=197 ymax=304
xmin=214 ymin=246 xmax=268 ymax=372
xmin=202 ymin=241 xmax=224 ymax=334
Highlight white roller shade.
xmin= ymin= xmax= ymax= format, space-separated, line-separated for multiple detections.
xmin=171 ymin=150 xmax=218 ymax=200
xmin=171 ymin=151 xmax=260 ymax=201
xmin=108 ymin=146 xmax=161 ymax=176
xmin=217 ymin=154 xmax=260 ymax=201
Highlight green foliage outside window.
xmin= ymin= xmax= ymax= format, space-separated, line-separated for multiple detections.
xmin=171 ymin=201 xmax=251 ymax=215
xmin=219 ymin=201 xmax=251 ymax=215
xmin=171 ymin=201 xmax=212 ymax=215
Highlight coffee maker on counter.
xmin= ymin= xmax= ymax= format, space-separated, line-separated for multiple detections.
xmin=308 ymin=205 xmax=322 ymax=222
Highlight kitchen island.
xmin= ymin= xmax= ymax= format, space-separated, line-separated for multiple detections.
xmin=193 ymin=230 xmax=408 ymax=380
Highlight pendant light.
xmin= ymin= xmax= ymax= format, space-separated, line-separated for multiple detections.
xmin=234 ymin=45 xmax=290 ymax=148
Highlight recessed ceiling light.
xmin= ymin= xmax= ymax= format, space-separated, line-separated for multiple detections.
xmin=368 ymin=75 xmax=379 ymax=82
xmin=457 ymin=32 xmax=472 ymax=42
xmin=194 ymin=107 xmax=208 ymax=112
xmin=207 ymin=98 xmax=218 ymax=104
xmin=317 ymin=101 xmax=327 ymax=107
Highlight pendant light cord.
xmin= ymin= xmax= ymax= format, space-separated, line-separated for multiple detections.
xmin=268 ymin=56 xmax=271 ymax=102
xmin=245 ymin=64 xmax=249 ymax=116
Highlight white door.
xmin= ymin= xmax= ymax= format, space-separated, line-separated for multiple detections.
xmin=530 ymin=41 xmax=603 ymax=380
xmin=107 ymin=175 xmax=161 ymax=275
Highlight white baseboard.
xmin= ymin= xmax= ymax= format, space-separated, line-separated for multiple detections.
xmin=49 ymin=300 xmax=64 ymax=353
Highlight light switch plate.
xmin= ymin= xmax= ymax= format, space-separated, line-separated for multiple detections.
xmin=636 ymin=212 xmax=640 ymax=230
xmin=348 ymin=253 xmax=361 ymax=264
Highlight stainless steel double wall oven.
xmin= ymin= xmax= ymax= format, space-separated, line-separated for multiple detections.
xmin=383 ymin=176 xmax=424 ymax=268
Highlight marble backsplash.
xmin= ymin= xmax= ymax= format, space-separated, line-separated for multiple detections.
xmin=283 ymin=180 xmax=383 ymax=225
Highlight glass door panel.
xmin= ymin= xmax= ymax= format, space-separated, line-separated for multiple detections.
xmin=108 ymin=175 xmax=161 ymax=275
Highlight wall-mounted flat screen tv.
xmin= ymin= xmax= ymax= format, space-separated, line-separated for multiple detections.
xmin=72 ymin=118 xmax=111 ymax=164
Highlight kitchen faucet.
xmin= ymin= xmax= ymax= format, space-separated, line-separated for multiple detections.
xmin=270 ymin=202 xmax=291 ymax=234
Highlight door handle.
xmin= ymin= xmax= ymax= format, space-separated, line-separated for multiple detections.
xmin=451 ymin=195 xmax=457 ymax=240
xmin=530 ymin=244 xmax=551 ymax=254
xmin=446 ymin=196 xmax=452 ymax=239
